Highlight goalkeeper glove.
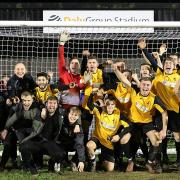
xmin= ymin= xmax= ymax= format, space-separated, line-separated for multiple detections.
xmin=84 ymin=71 xmax=92 ymax=84
xmin=59 ymin=31 xmax=71 ymax=45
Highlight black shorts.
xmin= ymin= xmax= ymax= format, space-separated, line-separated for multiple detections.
xmin=153 ymin=111 xmax=163 ymax=132
xmin=90 ymin=137 xmax=115 ymax=163
xmin=167 ymin=110 xmax=180 ymax=132
xmin=132 ymin=122 xmax=155 ymax=135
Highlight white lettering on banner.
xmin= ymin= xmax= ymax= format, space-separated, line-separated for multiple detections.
xmin=43 ymin=10 xmax=154 ymax=33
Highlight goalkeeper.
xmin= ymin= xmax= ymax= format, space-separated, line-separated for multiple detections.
xmin=58 ymin=32 xmax=85 ymax=109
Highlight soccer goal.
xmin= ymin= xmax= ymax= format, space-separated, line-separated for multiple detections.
xmin=0 ymin=21 xmax=179 ymax=154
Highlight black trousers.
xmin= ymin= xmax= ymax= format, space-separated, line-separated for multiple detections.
xmin=0 ymin=131 xmax=17 ymax=167
xmin=19 ymin=139 xmax=66 ymax=169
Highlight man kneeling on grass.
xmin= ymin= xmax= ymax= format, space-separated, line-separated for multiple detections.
xmin=19 ymin=96 xmax=66 ymax=175
xmin=86 ymin=91 xmax=132 ymax=172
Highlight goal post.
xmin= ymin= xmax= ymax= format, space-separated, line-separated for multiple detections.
xmin=0 ymin=21 xmax=179 ymax=154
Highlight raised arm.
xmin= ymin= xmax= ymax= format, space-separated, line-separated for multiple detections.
xmin=138 ymin=37 xmax=159 ymax=72
xmin=81 ymin=50 xmax=90 ymax=76
xmin=112 ymin=64 xmax=131 ymax=87
xmin=58 ymin=32 xmax=71 ymax=78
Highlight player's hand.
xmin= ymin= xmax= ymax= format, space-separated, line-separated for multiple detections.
xmin=47 ymin=71 xmax=54 ymax=78
xmin=106 ymin=59 xmax=113 ymax=65
xmin=41 ymin=108 xmax=47 ymax=120
xmin=111 ymin=63 xmax=118 ymax=71
xmin=77 ymin=162 xmax=84 ymax=172
xmin=1 ymin=129 xmax=8 ymax=140
xmin=6 ymin=98 xmax=12 ymax=106
xmin=74 ymin=125 xmax=80 ymax=133
xmin=132 ymin=73 xmax=139 ymax=81
xmin=152 ymin=52 xmax=160 ymax=60
xmin=84 ymin=71 xmax=92 ymax=84
xmin=59 ymin=31 xmax=71 ymax=45
xmin=159 ymin=44 xmax=167 ymax=55
xmin=69 ymin=82 xmax=76 ymax=89
xmin=111 ymin=135 xmax=120 ymax=142
xmin=159 ymin=130 xmax=167 ymax=140
xmin=138 ymin=37 xmax=146 ymax=49
xmin=82 ymin=49 xmax=90 ymax=57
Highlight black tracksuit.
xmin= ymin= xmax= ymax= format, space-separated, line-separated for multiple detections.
xmin=19 ymin=108 xmax=66 ymax=170
xmin=59 ymin=117 xmax=85 ymax=163
xmin=0 ymin=102 xmax=41 ymax=168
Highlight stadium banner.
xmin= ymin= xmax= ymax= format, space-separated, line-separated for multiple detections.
xmin=43 ymin=10 xmax=154 ymax=33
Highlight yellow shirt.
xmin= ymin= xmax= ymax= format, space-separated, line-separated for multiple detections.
xmin=152 ymin=68 xmax=180 ymax=113
xmin=82 ymin=69 xmax=103 ymax=110
xmin=34 ymin=84 xmax=59 ymax=104
xmin=129 ymin=89 xmax=165 ymax=123
xmin=92 ymin=107 xmax=129 ymax=150
xmin=115 ymin=82 xmax=134 ymax=117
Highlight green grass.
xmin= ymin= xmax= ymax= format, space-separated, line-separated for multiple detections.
xmin=0 ymin=170 xmax=179 ymax=180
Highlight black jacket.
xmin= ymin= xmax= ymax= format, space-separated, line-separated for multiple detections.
xmin=7 ymin=73 xmax=36 ymax=98
xmin=59 ymin=117 xmax=85 ymax=162
xmin=22 ymin=107 xmax=65 ymax=144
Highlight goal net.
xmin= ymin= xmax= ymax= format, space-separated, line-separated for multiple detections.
xmin=0 ymin=22 xmax=179 ymax=154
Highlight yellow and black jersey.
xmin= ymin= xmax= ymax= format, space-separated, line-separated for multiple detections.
xmin=129 ymin=89 xmax=166 ymax=123
xmin=82 ymin=69 xmax=103 ymax=111
xmin=34 ymin=84 xmax=59 ymax=104
xmin=152 ymin=68 xmax=180 ymax=113
xmin=92 ymin=107 xmax=129 ymax=150
xmin=115 ymin=82 xmax=134 ymax=117
xmin=87 ymin=93 xmax=129 ymax=149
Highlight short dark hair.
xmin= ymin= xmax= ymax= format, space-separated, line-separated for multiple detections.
xmin=163 ymin=56 xmax=174 ymax=65
xmin=21 ymin=91 xmax=33 ymax=97
xmin=140 ymin=77 xmax=152 ymax=82
xmin=46 ymin=96 xmax=58 ymax=102
xmin=88 ymin=55 xmax=97 ymax=61
xmin=114 ymin=58 xmax=125 ymax=63
xmin=140 ymin=63 xmax=151 ymax=68
xmin=37 ymin=72 xmax=48 ymax=79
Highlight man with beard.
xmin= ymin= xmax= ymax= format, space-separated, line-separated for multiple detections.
xmin=19 ymin=96 xmax=65 ymax=175
xmin=34 ymin=72 xmax=59 ymax=106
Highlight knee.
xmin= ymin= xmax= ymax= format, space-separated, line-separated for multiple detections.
xmin=104 ymin=162 xmax=114 ymax=172
xmin=174 ymin=133 xmax=180 ymax=142
xmin=151 ymin=141 xmax=159 ymax=147
xmin=86 ymin=141 xmax=95 ymax=150
xmin=120 ymin=133 xmax=131 ymax=144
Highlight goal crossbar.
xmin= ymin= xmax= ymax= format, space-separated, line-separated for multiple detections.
xmin=0 ymin=21 xmax=180 ymax=27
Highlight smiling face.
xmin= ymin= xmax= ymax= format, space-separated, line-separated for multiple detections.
xmin=46 ymin=99 xmax=58 ymax=115
xmin=140 ymin=65 xmax=151 ymax=78
xmin=36 ymin=76 xmax=48 ymax=91
xmin=69 ymin=59 xmax=80 ymax=74
xmin=140 ymin=79 xmax=152 ymax=96
xmin=14 ymin=63 xmax=26 ymax=78
xmin=21 ymin=95 xmax=33 ymax=111
xmin=163 ymin=59 xmax=174 ymax=74
xmin=87 ymin=58 xmax=98 ymax=73
xmin=105 ymin=100 xmax=116 ymax=114
xmin=68 ymin=110 xmax=80 ymax=124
